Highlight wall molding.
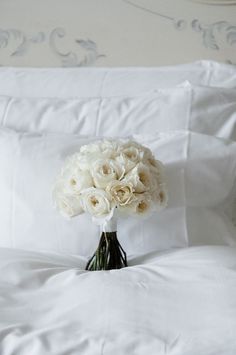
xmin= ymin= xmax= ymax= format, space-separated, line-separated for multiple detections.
xmin=0 ymin=27 xmax=105 ymax=66
xmin=122 ymin=0 xmax=236 ymax=63
xmin=187 ymin=0 xmax=236 ymax=5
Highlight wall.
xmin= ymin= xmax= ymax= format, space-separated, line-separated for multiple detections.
xmin=0 ymin=0 xmax=236 ymax=67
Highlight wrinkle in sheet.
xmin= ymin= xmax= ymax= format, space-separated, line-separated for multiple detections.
xmin=1 ymin=97 xmax=13 ymax=126
xmin=0 ymin=247 xmax=236 ymax=354
xmin=182 ymin=131 xmax=191 ymax=247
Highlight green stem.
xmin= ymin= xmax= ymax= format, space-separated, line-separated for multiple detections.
xmin=85 ymin=232 xmax=128 ymax=271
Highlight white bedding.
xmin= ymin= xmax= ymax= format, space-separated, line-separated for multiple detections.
xmin=0 ymin=61 xmax=236 ymax=99
xmin=1 ymin=83 xmax=236 ymax=141
xmin=0 ymin=62 xmax=236 ymax=354
xmin=0 ymin=246 xmax=236 ymax=355
xmin=0 ymin=129 xmax=235 ymax=254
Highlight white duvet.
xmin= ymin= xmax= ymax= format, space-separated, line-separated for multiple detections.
xmin=0 ymin=246 xmax=236 ymax=355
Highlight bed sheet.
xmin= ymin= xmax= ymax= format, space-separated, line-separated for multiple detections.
xmin=0 ymin=245 xmax=236 ymax=355
xmin=0 ymin=61 xmax=236 ymax=99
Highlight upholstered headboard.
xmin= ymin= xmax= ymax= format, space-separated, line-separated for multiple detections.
xmin=0 ymin=0 xmax=235 ymax=67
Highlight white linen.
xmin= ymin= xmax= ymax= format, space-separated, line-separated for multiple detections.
xmin=0 ymin=245 xmax=235 ymax=355
xmin=1 ymin=83 xmax=235 ymax=140
xmin=0 ymin=89 xmax=189 ymax=136
xmin=186 ymin=83 xmax=236 ymax=140
xmin=0 ymin=61 xmax=236 ymax=99
xmin=1 ymin=62 xmax=235 ymax=355
xmin=0 ymin=128 xmax=235 ymax=255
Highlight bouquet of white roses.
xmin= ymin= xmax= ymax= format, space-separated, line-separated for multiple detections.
xmin=53 ymin=139 xmax=168 ymax=270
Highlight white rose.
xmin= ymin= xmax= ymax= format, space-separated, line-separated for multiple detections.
xmin=119 ymin=141 xmax=144 ymax=157
xmin=75 ymin=152 xmax=100 ymax=171
xmin=106 ymin=180 xmax=136 ymax=206
xmin=79 ymin=140 xmax=119 ymax=162
xmin=100 ymin=140 xmax=120 ymax=159
xmin=53 ymin=186 xmax=83 ymax=218
xmin=147 ymin=171 xmax=161 ymax=195
xmin=149 ymin=162 xmax=167 ymax=203
xmin=115 ymin=154 xmax=135 ymax=174
xmin=91 ymin=159 xmax=125 ymax=188
xmin=62 ymin=152 xmax=90 ymax=173
xmin=116 ymin=141 xmax=144 ymax=173
xmin=80 ymin=142 xmax=101 ymax=155
xmin=142 ymin=146 xmax=165 ymax=177
xmin=81 ymin=187 xmax=113 ymax=218
xmin=120 ymin=192 xmax=153 ymax=216
xmin=61 ymin=167 xmax=93 ymax=194
xmin=125 ymin=163 xmax=152 ymax=193
xmin=142 ymin=145 xmax=154 ymax=162
xmin=149 ymin=160 xmax=165 ymax=181
xmin=152 ymin=184 xmax=168 ymax=209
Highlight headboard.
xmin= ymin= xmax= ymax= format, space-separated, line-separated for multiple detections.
xmin=0 ymin=0 xmax=235 ymax=67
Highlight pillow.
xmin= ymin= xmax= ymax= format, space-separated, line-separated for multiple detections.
xmin=0 ymin=88 xmax=189 ymax=136
xmin=0 ymin=128 xmax=235 ymax=256
xmin=0 ymin=83 xmax=235 ymax=140
xmin=0 ymin=61 xmax=236 ymax=98
xmin=183 ymin=83 xmax=236 ymax=140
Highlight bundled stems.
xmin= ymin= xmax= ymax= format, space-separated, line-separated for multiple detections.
xmin=86 ymin=232 xmax=127 ymax=271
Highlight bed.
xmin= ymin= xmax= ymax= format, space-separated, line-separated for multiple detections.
xmin=0 ymin=61 xmax=236 ymax=355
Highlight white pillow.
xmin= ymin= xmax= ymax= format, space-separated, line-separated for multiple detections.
xmin=0 ymin=128 xmax=235 ymax=256
xmin=0 ymin=61 xmax=236 ymax=99
xmin=187 ymin=84 xmax=236 ymax=140
xmin=0 ymin=83 xmax=235 ymax=140
xmin=99 ymin=83 xmax=236 ymax=140
xmin=0 ymin=88 xmax=189 ymax=136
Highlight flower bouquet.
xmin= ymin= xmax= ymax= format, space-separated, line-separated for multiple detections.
xmin=53 ymin=139 xmax=167 ymax=271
